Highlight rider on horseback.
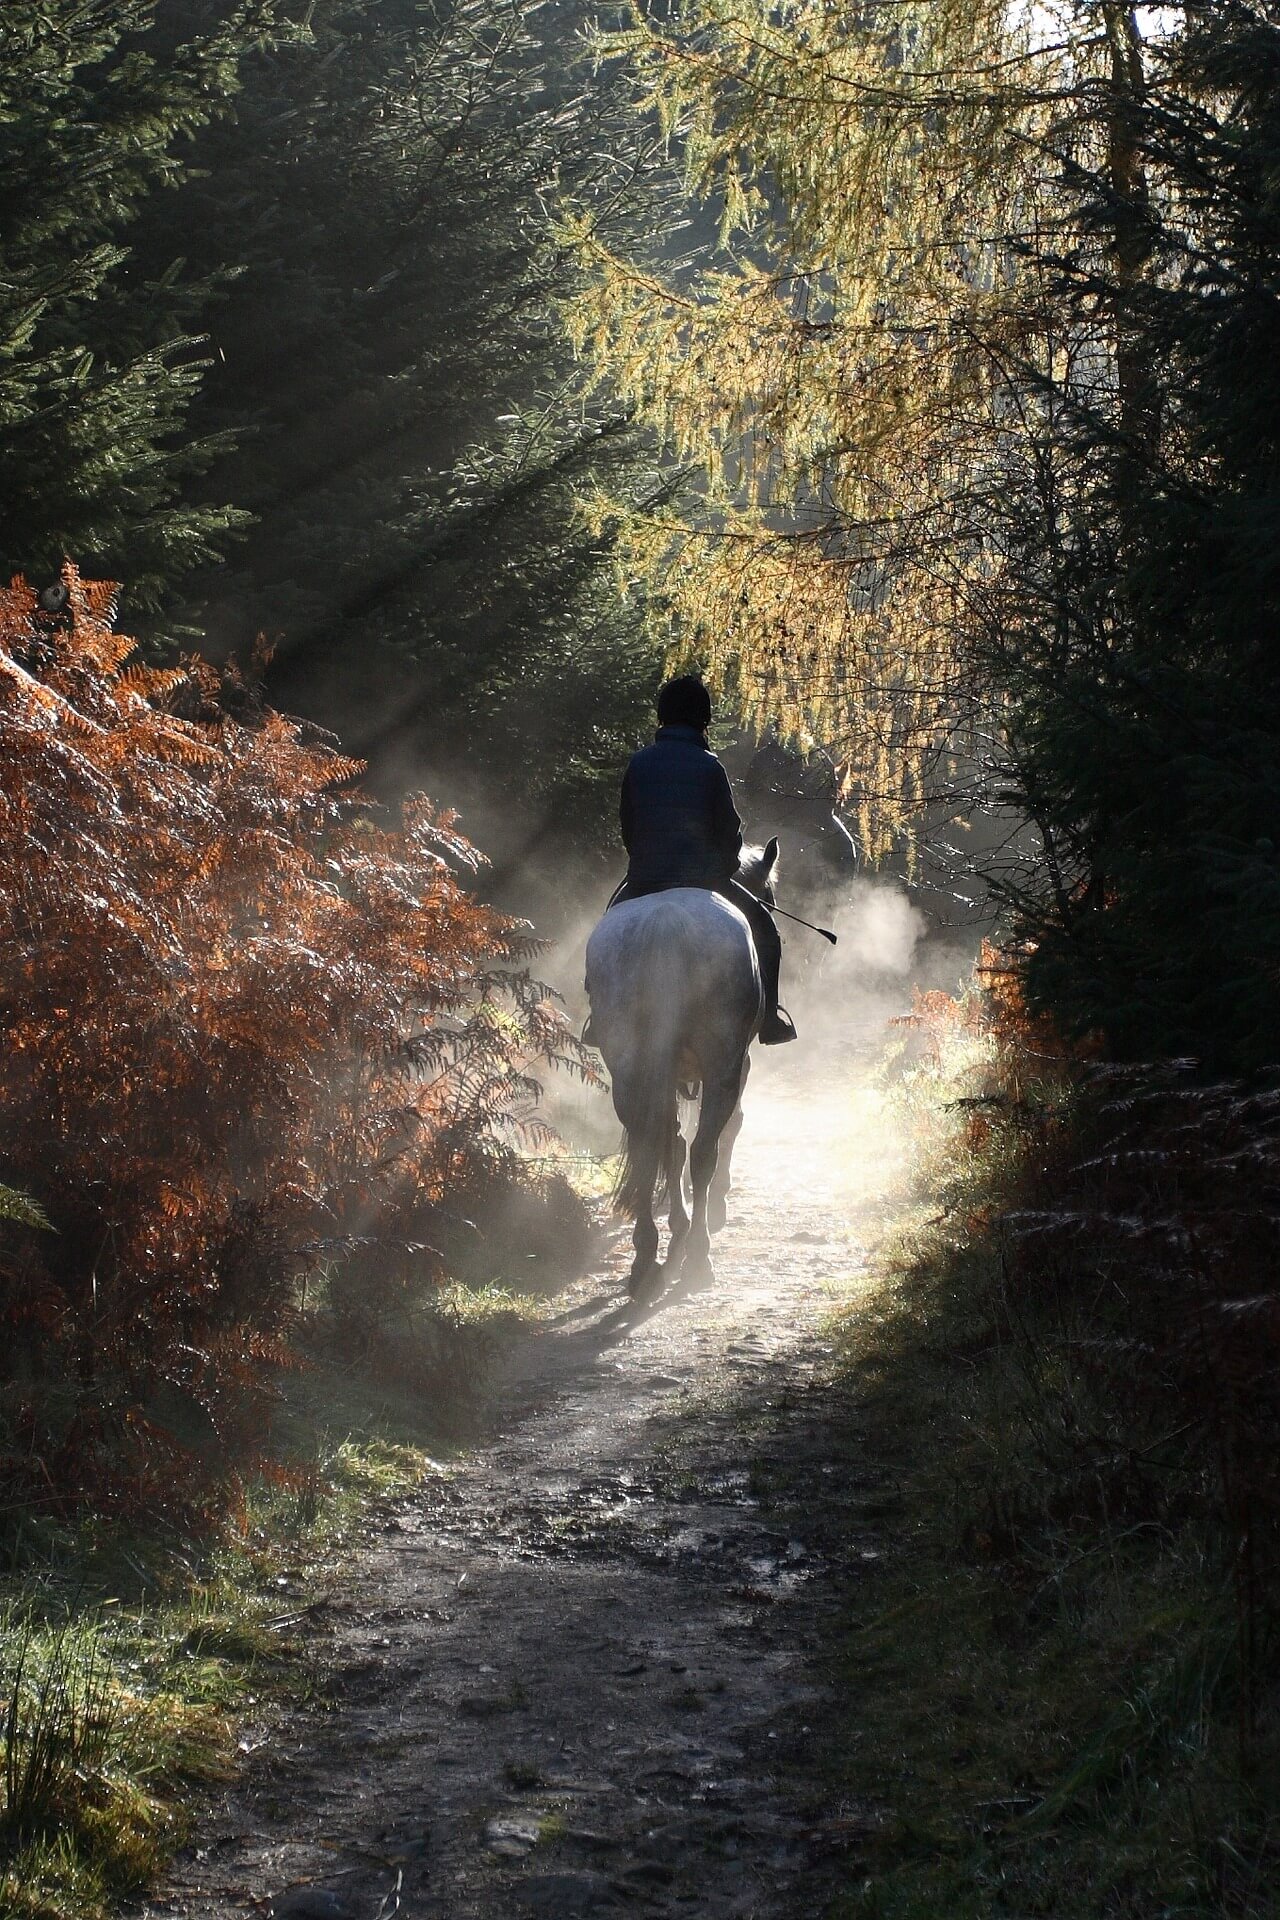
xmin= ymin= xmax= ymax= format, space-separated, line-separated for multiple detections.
xmin=610 ymin=676 xmax=797 ymax=1046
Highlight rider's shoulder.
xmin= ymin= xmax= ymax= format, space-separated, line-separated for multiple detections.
xmin=626 ymin=728 xmax=723 ymax=782
xmin=648 ymin=724 xmax=718 ymax=757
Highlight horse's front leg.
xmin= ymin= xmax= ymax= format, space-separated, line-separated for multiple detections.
xmin=683 ymin=1067 xmax=744 ymax=1282
xmin=707 ymin=1054 xmax=749 ymax=1235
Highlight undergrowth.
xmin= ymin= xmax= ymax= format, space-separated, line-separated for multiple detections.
xmin=820 ymin=979 xmax=1280 ymax=1919
xmin=0 ymin=565 xmax=595 ymax=1536
xmin=0 ymin=1402 xmax=425 ymax=1920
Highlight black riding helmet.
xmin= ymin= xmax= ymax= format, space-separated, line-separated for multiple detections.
xmin=657 ymin=674 xmax=712 ymax=731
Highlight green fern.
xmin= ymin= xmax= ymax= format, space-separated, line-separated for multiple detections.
xmin=0 ymin=1184 xmax=51 ymax=1232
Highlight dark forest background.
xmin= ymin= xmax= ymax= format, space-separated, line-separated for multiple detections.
xmin=2 ymin=0 xmax=678 ymax=903
xmin=1 ymin=0 xmax=690 ymax=1575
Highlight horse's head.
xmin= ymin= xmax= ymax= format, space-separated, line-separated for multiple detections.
xmin=736 ymin=836 xmax=780 ymax=905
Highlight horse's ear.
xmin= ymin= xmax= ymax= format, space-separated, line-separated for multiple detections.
xmin=763 ymin=835 xmax=780 ymax=875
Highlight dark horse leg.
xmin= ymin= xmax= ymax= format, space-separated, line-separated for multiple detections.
xmin=626 ymin=1136 xmax=660 ymax=1296
xmin=612 ymin=1069 xmax=664 ymax=1298
xmin=683 ymin=1062 xmax=746 ymax=1280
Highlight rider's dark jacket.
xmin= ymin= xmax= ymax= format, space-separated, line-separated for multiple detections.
xmin=620 ymin=724 xmax=743 ymax=895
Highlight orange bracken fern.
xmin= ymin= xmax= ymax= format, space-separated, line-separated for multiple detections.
xmin=0 ymin=566 xmax=586 ymax=1525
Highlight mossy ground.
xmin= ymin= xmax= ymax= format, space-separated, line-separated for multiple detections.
xmin=797 ymin=1039 xmax=1280 ymax=1920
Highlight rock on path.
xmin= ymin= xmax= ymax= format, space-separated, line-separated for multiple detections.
xmin=152 ymin=1061 xmax=898 ymax=1920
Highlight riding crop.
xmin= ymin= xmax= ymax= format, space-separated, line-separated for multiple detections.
xmin=771 ymin=904 xmax=838 ymax=945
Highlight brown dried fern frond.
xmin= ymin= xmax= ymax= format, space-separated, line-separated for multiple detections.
xmin=0 ymin=571 xmax=577 ymax=1529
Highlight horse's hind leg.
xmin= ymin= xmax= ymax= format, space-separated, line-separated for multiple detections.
xmin=631 ymin=1206 xmax=659 ymax=1296
xmin=611 ymin=1065 xmax=667 ymax=1298
xmin=708 ymin=1055 xmax=749 ymax=1235
xmin=683 ymin=1068 xmax=744 ymax=1282
xmin=619 ymin=1124 xmax=661 ymax=1297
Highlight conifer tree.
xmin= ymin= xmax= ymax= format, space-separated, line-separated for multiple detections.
xmin=978 ymin=0 xmax=1280 ymax=1067
xmin=0 ymin=1 xmax=286 ymax=603
xmin=143 ymin=0 xmax=674 ymax=858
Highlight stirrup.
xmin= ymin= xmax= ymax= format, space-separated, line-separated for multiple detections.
xmin=759 ymin=1004 xmax=798 ymax=1045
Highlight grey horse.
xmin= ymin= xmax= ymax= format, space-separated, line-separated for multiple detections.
xmin=585 ymin=842 xmax=778 ymax=1300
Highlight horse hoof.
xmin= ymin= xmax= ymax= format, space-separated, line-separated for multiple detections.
xmin=681 ymin=1247 xmax=714 ymax=1286
xmin=628 ymin=1261 xmax=664 ymax=1303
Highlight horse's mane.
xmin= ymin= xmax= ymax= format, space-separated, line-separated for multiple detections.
xmin=736 ymin=842 xmax=777 ymax=891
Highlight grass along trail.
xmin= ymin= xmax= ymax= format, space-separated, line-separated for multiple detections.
xmin=145 ymin=1046 xmax=910 ymax=1920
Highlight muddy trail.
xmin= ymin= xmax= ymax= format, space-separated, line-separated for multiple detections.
xmin=153 ymin=1056 xmax=904 ymax=1920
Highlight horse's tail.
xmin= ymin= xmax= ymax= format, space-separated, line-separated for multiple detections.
xmin=603 ymin=906 xmax=684 ymax=1221
xmin=611 ymin=1040 xmax=679 ymax=1220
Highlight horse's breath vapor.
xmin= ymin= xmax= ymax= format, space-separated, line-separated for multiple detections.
xmin=297 ymin=706 xmax=972 ymax=1232
xmin=544 ymin=860 xmax=972 ymax=1134
xmin=841 ymin=880 xmax=927 ymax=977
xmin=345 ymin=723 xmax=975 ymax=1233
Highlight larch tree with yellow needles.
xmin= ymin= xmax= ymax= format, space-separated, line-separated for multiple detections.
xmin=568 ymin=0 xmax=1153 ymax=855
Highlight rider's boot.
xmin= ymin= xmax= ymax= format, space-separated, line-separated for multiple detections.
xmin=757 ymin=938 xmax=797 ymax=1046
xmin=760 ymin=1004 xmax=798 ymax=1045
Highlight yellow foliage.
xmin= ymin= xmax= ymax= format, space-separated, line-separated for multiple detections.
xmin=568 ymin=0 xmax=1138 ymax=849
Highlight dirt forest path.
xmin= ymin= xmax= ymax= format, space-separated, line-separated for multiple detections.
xmin=153 ymin=1051 xmax=905 ymax=1920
